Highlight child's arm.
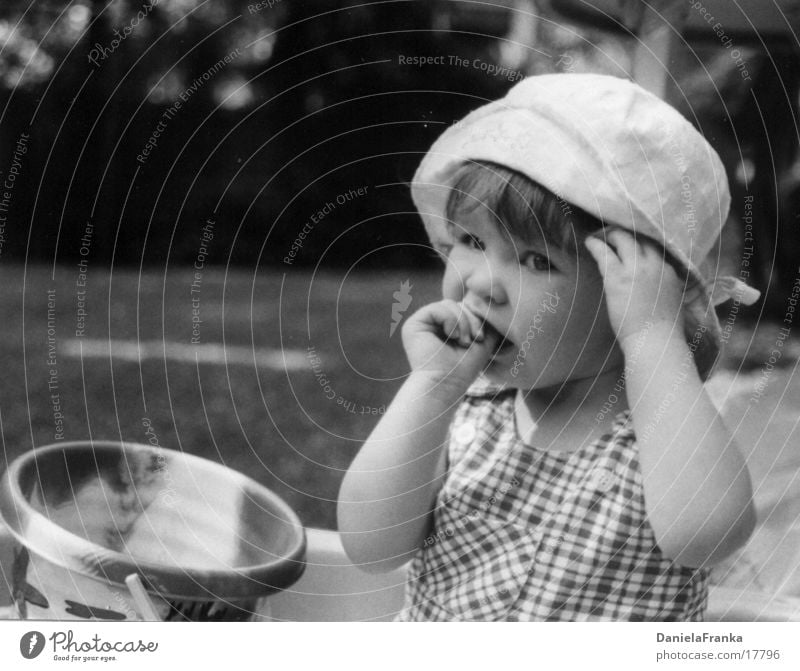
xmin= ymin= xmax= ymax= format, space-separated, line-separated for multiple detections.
xmin=337 ymin=299 xmax=497 ymax=572
xmin=586 ymin=230 xmax=755 ymax=568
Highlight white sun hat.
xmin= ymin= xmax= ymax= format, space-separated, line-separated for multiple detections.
xmin=411 ymin=73 xmax=759 ymax=345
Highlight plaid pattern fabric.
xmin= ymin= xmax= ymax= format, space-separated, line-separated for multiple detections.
xmin=395 ymin=385 xmax=709 ymax=621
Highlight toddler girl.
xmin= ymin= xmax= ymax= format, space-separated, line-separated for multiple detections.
xmin=337 ymin=74 xmax=759 ymax=621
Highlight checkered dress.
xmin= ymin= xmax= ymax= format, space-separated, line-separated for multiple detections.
xmin=395 ymin=384 xmax=709 ymax=621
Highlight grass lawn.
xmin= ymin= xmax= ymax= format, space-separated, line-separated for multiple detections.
xmin=0 ymin=263 xmax=442 ymax=531
xmin=1 ymin=263 xmax=798 ymax=532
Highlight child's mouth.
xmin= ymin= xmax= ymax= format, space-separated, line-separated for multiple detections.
xmin=461 ymin=304 xmax=514 ymax=357
xmin=483 ymin=322 xmax=514 ymax=356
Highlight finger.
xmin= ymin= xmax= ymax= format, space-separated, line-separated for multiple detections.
xmin=584 ymin=237 xmax=620 ymax=278
xmin=640 ymin=243 xmax=669 ymax=274
xmin=436 ymin=300 xmax=473 ymax=347
xmin=460 ymin=303 xmax=485 ymax=342
xmin=636 ymin=235 xmax=661 ymax=258
xmin=628 ymin=238 xmax=679 ymax=285
xmin=455 ymin=306 xmax=480 ymax=347
xmin=439 ymin=311 xmax=461 ymax=344
xmin=641 ymin=240 xmax=682 ymax=282
xmin=587 ymin=228 xmax=619 ymax=257
xmin=605 ymin=228 xmax=639 ymax=261
xmin=463 ymin=305 xmax=500 ymax=353
xmin=420 ymin=302 xmax=461 ymax=342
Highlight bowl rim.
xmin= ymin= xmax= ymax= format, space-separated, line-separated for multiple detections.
xmin=0 ymin=440 xmax=306 ymax=600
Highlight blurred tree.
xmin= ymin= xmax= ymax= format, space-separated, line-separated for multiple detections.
xmin=5 ymin=0 xmax=791 ymax=300
xmin=0 ymin=1 xmax=520 ymax=269
xmin=0 ymin=0 xmax=284 ymax=265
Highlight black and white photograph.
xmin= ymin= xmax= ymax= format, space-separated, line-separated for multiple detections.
xmin=0 ymin=0 xmax=798 ymax=667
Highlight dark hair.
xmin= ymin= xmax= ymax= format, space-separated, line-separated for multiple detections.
xmin=442 ymin=160 xmax=719 ymax=380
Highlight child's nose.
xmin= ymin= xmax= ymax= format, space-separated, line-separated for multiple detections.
xmin=464 ymin=263 xmax=507 ymax=305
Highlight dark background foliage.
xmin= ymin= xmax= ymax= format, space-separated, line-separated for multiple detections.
xmin=0 ymin=0 xmax=520 ymax=272
xmin=0 ymin=0 xmax=796 ymax=306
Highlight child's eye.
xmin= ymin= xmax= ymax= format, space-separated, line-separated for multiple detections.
xmin=457 ymin=233 xmax=485 ymax=251
xmin=522 ymin=252 xmax=553 ymax=272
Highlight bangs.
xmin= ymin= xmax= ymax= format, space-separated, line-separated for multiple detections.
xmin=444 ymin=160 xmax=602 ymax=255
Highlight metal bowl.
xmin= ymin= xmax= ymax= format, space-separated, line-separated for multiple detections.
xmin=0 ymin=441 xmax=306 ymax=620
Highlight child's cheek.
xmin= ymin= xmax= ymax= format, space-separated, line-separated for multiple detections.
xmin=441 ymin=263 xmax=464 ymax=302
xmin=568 ymin=285 xmax=618 ymax=352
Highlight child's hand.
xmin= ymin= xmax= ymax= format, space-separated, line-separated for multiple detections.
xmin=401 ymin=299 xmax=499 ymax=391
xmin=584 ymin=229 xmax=684 ymax=348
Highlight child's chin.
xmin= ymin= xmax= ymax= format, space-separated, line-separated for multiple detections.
xmin=482 ymin=357 xmax=517 ymax=384
xmin=483 ymin=356 xmax=545 ymax=388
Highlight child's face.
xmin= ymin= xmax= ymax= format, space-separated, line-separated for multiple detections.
xmin=441 ymin=207 xmax=623 ymax=389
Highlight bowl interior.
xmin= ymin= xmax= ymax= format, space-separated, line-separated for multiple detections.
xmin=18 ymin=443 xmax=301 ymax=572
